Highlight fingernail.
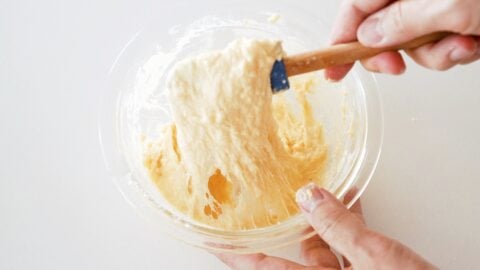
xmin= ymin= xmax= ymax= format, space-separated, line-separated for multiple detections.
xmin=450 ymin=47 xmax=475 ymax=62
xmin=358 ymin=17 xmax=383 ymax=45
xmin=296 ymin=183 xmax=325 ymax=213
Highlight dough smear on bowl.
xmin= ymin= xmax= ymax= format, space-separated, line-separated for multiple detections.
xmin=144 ymin=39 xmax=327 ymax=230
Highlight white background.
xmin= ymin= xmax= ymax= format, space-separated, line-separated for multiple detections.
xmin=1 ymin=0 xmax=479 ymax=269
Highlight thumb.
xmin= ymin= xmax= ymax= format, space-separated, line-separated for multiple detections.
xmin=296 ymin=184 xmax=439 ymax=269
xmin=295 ymin=184 xmax=369 ymax=262
xmin=357 ymin=0 xmax=447 ymax=47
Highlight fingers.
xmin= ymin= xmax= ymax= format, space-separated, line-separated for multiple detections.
xmin=341 ymin=189 xmax=362 ymax=268
xmin=300 ymin=190 xmax=365 ymax=268
xmin=327 ymin=0 xmax=480 ymax=80
xmin=326 ymin=0 xmax=394 ymax=81
xmin=301 ymin=235 xmax=340 ymax=268
xmin=357 ymin=0 xmax=432 ymax=46
xmin=324 ymin=50 xmax=405 ymax=81
xmin=214 ymin=253 xmax=309 ymax=270
xmin=324 ymin=64 xmax=354 ymax=81
xmin=330 ymin=0 xmax=394 ymax=44
xmin=460 ymin=36 xmax=480 ymax=64
xmin=405 ymin=34 xmax=479 ymax=70
xmin=460 ymin=53 xmax=480 ymax=65
xmin=295 ymin=184 xmax=367 ymax=262
xmin=296 ymin=184 xmax=439 ymax=269
xmin=360 ymin=51 xmax=406 ymax=75
xmin=356 ymin=0 xmax=480 ymax=47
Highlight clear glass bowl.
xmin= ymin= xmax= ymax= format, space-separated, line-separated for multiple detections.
xmin=98 ymin=0 xmax=383 ymax=254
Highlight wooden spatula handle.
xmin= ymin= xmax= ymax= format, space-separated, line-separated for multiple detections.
xmin=284 ymin=32 xmax=450 ymax=77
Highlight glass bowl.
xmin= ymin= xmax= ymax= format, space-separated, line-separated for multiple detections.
xmin=98 ymin=0 xmax=383 ymax=254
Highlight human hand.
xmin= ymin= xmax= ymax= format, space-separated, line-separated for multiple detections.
xmin=215 ymin=184 xmax=437 ymax=270
xmin=325 ymin=0 xmax=480 ymax=81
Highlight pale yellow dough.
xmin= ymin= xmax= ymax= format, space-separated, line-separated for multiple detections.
xmin=144 ymin=39 xmax=327 ymax=230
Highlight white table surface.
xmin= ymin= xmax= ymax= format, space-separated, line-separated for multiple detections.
xmin=1 ymin=0 xmax=479 ymax=269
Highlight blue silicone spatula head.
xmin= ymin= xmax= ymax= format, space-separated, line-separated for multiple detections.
xmin=270 ymin=60 xmax=290 ymax=93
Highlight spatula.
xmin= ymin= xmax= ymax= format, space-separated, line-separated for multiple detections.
xmin=270 ymin=32 xmax=449 ymax=92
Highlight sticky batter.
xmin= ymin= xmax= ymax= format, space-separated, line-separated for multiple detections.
xmin=144 ymin=39 xmax=327 ymax=230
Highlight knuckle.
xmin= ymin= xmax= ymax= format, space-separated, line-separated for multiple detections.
xmin=430 ymin=58 xmax=454 ymax=71
xmin=413 ymin=52 xmax=454 ymax=71
xmin=317 ymin=207 xmax=351 ymax=238
xmin=385 ymin=3 xmax=408 ymax=33
xmin=433 ymin=64 xmax=453 ymax=71
xmin=348 ymin=0 xmax=372 ymax=14
xmin=441 ymin=0 xmax=479 ymax=33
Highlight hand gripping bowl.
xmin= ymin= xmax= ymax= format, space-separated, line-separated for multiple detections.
xmin=98 ymin=0 xmax=383 ymax=254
